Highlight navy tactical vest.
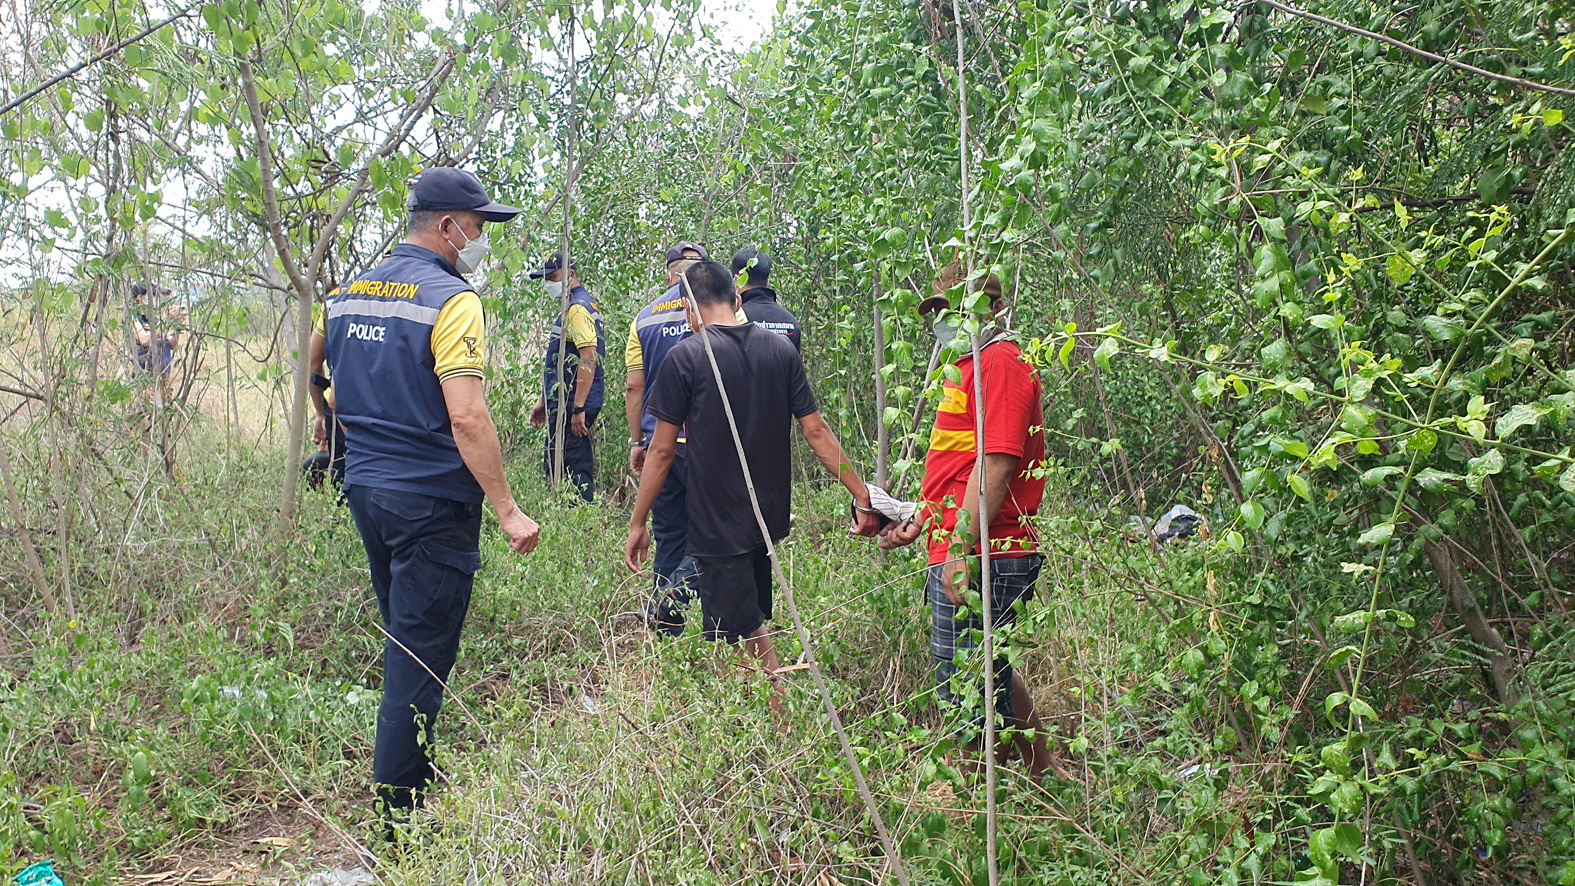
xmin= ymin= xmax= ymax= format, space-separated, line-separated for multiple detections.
xmin=633 ymin=283 xmax=691 ymax=442
xmin=542 ymin=284 xmax=606 ymax=411
xmin=324 ymin=243 xmax=483 ymax=503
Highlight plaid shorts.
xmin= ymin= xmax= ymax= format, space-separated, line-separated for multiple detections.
xmin=929 ymin=554 xmax=1042 ymax=733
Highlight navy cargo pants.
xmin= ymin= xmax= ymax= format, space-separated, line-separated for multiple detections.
xmin=646 ymin=443 xmax=699 ymax=636
xmin=346 ymin=485 xmax=482 ymax=817
xmin=543 ymin=407 xmax=599 ymax=502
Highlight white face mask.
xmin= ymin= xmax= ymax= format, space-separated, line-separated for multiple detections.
xmin=446 ymin=223 xmax=490 ymax=276
xmin=543 ymin=279 xmax=566 ymax=300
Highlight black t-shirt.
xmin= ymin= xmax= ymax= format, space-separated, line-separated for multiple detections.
xmin=646 ymin=322 xmax=818 ymax=557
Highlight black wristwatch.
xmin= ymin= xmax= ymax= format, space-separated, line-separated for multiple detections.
xmin=569 ymin=405 xmax=586 ymax=415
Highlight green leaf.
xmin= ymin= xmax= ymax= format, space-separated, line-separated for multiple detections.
xmin=1331 ymin=781 xmax=1363 ymax=815
xmin=1260 ymin=338 xmax=1291 ymax=370
xmin=1333 ymin=610 xmax=1372 ymax=633
xmin=1495 ymin=403 xmax=1546 ymax=440
xmin=1309 ymin=827 xmax=1338 ymax=877
xmin=1421 ymin=315 xmax=1465 ymax=342
xmin=1402 ymin=428 xmax=1437 ymax=455
xmin=1561 ymin=463 xmax=1575 ymax=494
xmin=1466 ymin=449 xmax=1505 ymax=493
xmin=1360 ymin=465 xmax=1403 ymax=486
xmin=1415 ymin=468 xmax=1463 ymax=491
xmin=1057 ymin=336 xmax=1076 ymax=369
xmin=1092 ymin=337 xmax=1119 ymax=369
xmin=1544 ymin=107 xmax=1564 ymax=127
xmin=1221 ymin=528 xmax=1244 ymax=553
xmin=1326 ymin=644 xmax=1360 ymax=668
xmin=1239 ymin=500 xmax=1266 ymax=529
xmin=1287 ymin=472 xmax=1311 ymax=502
xmin=1273 ymin=437 xmax=1309 ymax=458
xmin=1384 ymin=251 xmax=1415 ymax=285
xmin=1324 ymin=691 xmax=1350 ymax=717
xmin=1358 ymin=522 xmax=1395 ymax=545
xmin=1241 ymin=468 xmax=1264 ymax=496
xmin=1321 ymin=742 xmax=1350 ymax=776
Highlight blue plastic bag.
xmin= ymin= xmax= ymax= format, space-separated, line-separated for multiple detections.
xmin=14 ymin=861 xmax=65 ymax=886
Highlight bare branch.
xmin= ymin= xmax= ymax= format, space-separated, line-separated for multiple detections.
xmin=1256 ymin=0 xmax=1575 ymax=99
xmin=0 ymin=3 xmax=200 ymax=117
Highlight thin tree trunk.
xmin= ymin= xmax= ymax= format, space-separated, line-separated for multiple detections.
xmin=1424 ymin=537 xmax=1517 ymax=704
xmin=32 ymin=292 xmax=75 ymax=617
xmin=949 ymin=2 xmax=997 ymax=881
xmin=0 ymin=437 xmax=56 ymax=616
xmin=872 ymin=275 xmax=889 ymax=489
xmin=551 ymin=8 xmax=577 ymax=487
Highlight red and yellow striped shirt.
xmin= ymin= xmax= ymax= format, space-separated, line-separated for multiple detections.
xmin=920 ymin=339 xmax=1045 ymax=565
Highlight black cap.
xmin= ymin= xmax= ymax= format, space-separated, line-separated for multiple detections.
xmin=405 ymin=167 xmax=522 ymax=222
xmin=528 ymin=251 xmax=579 ymax=279
xmin=730 ymin=247 xmax=771 ymax=284
xmin=665 ymin=241 xmax=709 ymax=265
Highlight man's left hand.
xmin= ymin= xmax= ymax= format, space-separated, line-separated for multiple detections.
xmin=571 ymin=412 xmax=589 ymax=437
xmin=940 ymin=556 xmax=970 ymax=607
xmin=849 ymin=508 xmax=882 ymax=538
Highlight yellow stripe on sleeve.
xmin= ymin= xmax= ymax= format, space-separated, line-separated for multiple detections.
xmin=432 ymin=291 xmax=486 ymax=381
xmin=937 ymin=386 xmax=968 ymax=414
xmin=624 ymin=320 xmax=643 ymax=372
xmin=566 ymin=304 xmax=597 ymax=349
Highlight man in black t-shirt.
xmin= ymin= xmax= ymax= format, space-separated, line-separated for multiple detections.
xmin=623 ymin=261 xmax=881 ymax=672
xmin=731 ymin=247 xmax=801 ymax=353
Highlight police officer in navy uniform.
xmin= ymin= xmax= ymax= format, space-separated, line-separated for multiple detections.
xmin=731 ymin=247 xmax=802 ymax=353
xmin=625 ymin=241 xmax=708 ymax=635
xmin=528 ymin=252 xmax=605 ymax=502
xmin=324 ymin=167 xmax=540 ymax=832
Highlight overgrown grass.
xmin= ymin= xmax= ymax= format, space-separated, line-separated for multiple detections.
xmin=7 ymin=414 xmax=1571 ymax=884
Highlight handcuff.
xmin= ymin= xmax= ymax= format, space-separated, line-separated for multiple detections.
xmin=850 ymin=501 xmax=895 ymax=531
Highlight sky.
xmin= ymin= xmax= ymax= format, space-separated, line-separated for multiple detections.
xmin=417 ymin=0 xmax=776 ymax=46
xmin=2 ymin=0 xmax=784 ymax=290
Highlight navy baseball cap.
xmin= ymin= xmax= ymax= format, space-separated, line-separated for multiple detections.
xmin=405 ymin=168 xmax=523 ymax=222
xmin=730 ymin=247 xmax=771 ymax=281
xmin=528 ymin=251 xmax=579 ymax=279
xmin=665 ymin=241 xmax=708 ymax=265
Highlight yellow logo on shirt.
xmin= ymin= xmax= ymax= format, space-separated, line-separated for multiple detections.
xmin=346 ymin=279 xmax=420 ymax=299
